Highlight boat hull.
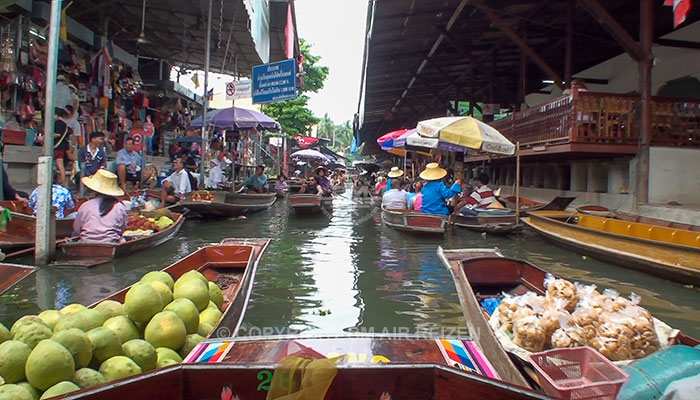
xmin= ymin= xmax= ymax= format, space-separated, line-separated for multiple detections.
xmin=453 ymin=213 xmax=519 ymax=234
xmin=505 ymin=196 xmax=576 ymax=215
xmin=172 ymin=191 xmax=276 ymax=218
xmin=58 ymin=213 xmax=186 ymax=264
xmin=0 ymin=263 xmax=36 ymax=296
xmin=523 ymin=212 xmax=700 ymax=285
xmin=382 ymin=207 xmax=447 ymax=234
xmin=290 ymin=194 xmax=332 ymax=216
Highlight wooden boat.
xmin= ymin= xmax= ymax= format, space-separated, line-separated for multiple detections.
xmin=0 ymin=263 xmax=36 ymax=296
xmin=171 ymin=190 xmax=276 ymax=218
xmin=504 ymin=196 xmax=576 ymax=214
xmin=89 ymin=238 xmax=269 ymax=339
xmin=289 ymin=194 xmax=333 ymax=216
xmin=59 ymin=335 xmax=547 ymax=400
xmin=275 ymin=189 xmax=288 ymax=198
xmin=58 ymin=212 xmax=186 ymax=264
xmin=438 ymin=247 xmax=700 ymax=389
xmin=577 ymin=205 xmax=700 ymax=231
xmin=522 ymin=211 xmax=700 ymax=285
xmin=381 ymin=206 xmax=447 ymax=234
xmin=452 ymin=211 xmax=520 ymax=235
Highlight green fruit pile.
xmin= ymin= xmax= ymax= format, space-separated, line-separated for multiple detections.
xmin=0 ymin=269 xmax=225 ymax=399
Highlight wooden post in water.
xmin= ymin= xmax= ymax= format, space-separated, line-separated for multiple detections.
xmin=199 ymin=0 xmax=212 ymax=189
xmin=515 ymin=142 xmax=521 ymax=220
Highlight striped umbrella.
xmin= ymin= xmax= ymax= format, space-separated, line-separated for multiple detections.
xmin=415 ymin=116 xmax=515 ymax=155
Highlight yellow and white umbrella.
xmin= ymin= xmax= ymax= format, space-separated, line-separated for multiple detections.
xmin=415 ymin=116 xmax=515 ymax=155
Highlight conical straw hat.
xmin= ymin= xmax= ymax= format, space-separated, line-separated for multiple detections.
xmin=419 ymin=163 xmax=447 ymax=181
xmin=486 ymin=199 xmax=506 ymax=209
xmin=81 ymin=169 xmax=125 ymax=197
xmin=387 ymin=166 xmax=404 ymax=178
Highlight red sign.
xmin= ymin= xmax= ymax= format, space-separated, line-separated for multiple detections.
xmin=293 ymin=135 xmax=319 ymax=148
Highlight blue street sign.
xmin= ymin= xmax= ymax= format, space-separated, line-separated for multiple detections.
xmin=252 ymin=59 xmax=298 ymax=104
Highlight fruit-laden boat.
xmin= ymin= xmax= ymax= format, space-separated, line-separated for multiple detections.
xmin=171 ymin=190 xmax=276 ymax=218
xmin=0 ymin=263 xmax=35 ymax=295
xmin=289 ymin=194 xmax=333 ymax=216
xmin=504 ymin=196 xmax=576 ymax=215
xmin=381 ymin=206 xmax=447 ymax=234
xmin=522 ymin=211 xmax=700 ymax=285
xmin=89 ymin=238 xmax=269 ymax=340
xmin=577 ymin=205 xmax=700 ymax=231
xmin=58 ymin=212 xmax=186 ymax=265
xmin=452 ymin=210 xmax=520 ymax=235
xmin=57 ymin=335 xmax=548 ymax=400
xmin=437 ymin=247 xmax=700 ymax=391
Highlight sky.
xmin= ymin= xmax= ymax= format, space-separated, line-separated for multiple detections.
xmin=294 ymin=0 xmax=368 ymax=124
xmin=170 ymin=1 xmax=368 ymax=125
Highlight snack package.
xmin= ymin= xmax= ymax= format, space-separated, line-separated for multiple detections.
xmin=497 ymin=292 xmax=539 ymax=332
xmin=590 ymin=321 xmax=633 ymax=361
xmin=550 ymin=314 xmax=587 ymax=348
xmin=513 ymin=315 xmax=547 ymax=352
xmin=544 ymin=274 xmax=579 ymax=312
xmin=539 ymin=298 xmax=570 ymax=342
xmin=619 ymin=302 xmax=659 ymax=359
xmin=572 ymin=297 xmax=600 ymax=342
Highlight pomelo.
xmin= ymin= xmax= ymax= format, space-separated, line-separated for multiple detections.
xmin=121 ymin=339 xmax=157 ymax=372
xmin=0 ymin=384 xmax=33 ymax=400
xmin=25 ymin=339 xmax=75 ymax=391
xmin=179 ymin=334 xmax=204 ymax=358
xmin=99 ymin=356 xmax=142 ymax=382
xmin=173 ymin=279 xmax=209 ymax=311
xmin=51 ymin=328 xmax=92 ymax=369
xmin=199 ymin=308 xmax=223 ymax=326
xmin=208 ymin=282 xmax=223 ymax=309
xmin=72 ymin=368 xmax=105 ymax=389
xmin=144 ymin=311 xmax=186 ymax=350
xmin=13 ymin=322 xmax=52 ymax=349
xmin=156 ymin=347 xmax=182 ymax=368
xmin=37 ymin=310 xmax=61 ymax=330
xmin=15 ymin=382 xmax=39 ymax=400
xmin=60 ymin=304 xmax=87 ymax=316
xmin=124 ymin=283 xmax=163 ymax=323
xmin=93 ymin=300 xmax=125 ymax=321
xmin=148 ymin=280 xmax=173 ymax=305
xmin=174 ymin=270 xmax=207 ymax=288
xmin=140 ymin=271 xmax=174 ymax=291
xmin=157 ymin=358 xmax=179 ymax=368
xmin=0 ymin=340 xmax=31 ymax=383
xmin=102 ymin=316 xmax=140 ymax=344
xmin=86 ymin=328 xmax=122 ymax=365
xmin=207 ymin=300 xmax=218 ymax=310
xmin=163 ymin=298 xmax=199 ymax=334
xmin=39 ymin=381 xmax=80 ymax=399
xmin=0 ymin=322 xmax=10 ymax=344
xmin=10 ymin=316 xmax=46 ymax=337
xmin=54 ymin=309 xmax=105 ymax=333
xmin=197 ymin=322 xmax=214 ymax=337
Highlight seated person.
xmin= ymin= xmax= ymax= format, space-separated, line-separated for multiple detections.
xmin=205 ymin=159 xmax=224 ymax=189
xmin=28 ymin=175 xmax=75 ymax=218
xmin=116 ymin=138 xmax=152 ymax=191
xmin=78 ymin=131 xmax=107 ymax=177
xmin=299 ymin=176 xmax=328 ymax=196
xmin=315 ymin=166 xmax=334 ymax=194
xmin=161 ymin=158 xmax=193 ymax=204
xmin=382 ymin=179 xmax=408 ymax=209
xmin=409 ymin=181 xmax=423 ymax=212
xmin=454 ymin=173 xmax=496 ymax=216
xmin=1 ymin=164 xmax=28 ymax=202
xmin=74 ymin=170 xmax=127 ymax=243
xmin=241 ymin=165 xmax=269 ymax=193
xmin=275 ymin=175 xmax=289 ymax=194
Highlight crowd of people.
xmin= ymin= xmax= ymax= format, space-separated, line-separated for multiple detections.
xmin=371 ymin=162 xmax=500 ymax=216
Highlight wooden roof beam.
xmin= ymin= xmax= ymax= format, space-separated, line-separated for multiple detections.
xmin=576 ymin=0 xmax=647 ymax=62
xmin=416 ymin=75 xmax=458 ymax=115
xmin=470 ymin=0 xmax=564 ymax=89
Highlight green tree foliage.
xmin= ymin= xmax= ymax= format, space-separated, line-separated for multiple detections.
xmin=264 ymin=39 xmax=329 ymax=136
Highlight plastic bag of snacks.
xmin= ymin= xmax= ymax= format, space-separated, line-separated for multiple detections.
xmin=544 ymin=274 xmax=579 ymax=312
xmin=539 ymin=298 xmax=571 ymax=342
xmin=513 ymin=315 xmax=547 ymax=352
xmin=572 ymin=297 xmax=600 ymax=342
xmin=497 ymin=292 xmax=541 ymax=332
xmin=590 ymin=320 xmax=634 ymax=361
xmin=550 ymin=314 xmax=587 ymax=348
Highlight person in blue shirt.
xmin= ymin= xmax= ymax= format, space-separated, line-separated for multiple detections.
xmin=419 ymin=163 xmax=462 ymax=215
xmin=116 ymin=138 xmax=152 ymax=191
xmin=29 ymin=175 xmax=75 ymax=218
xmin=78 ymin=131 xmax=107 ymax=177
xmin=241 ymin=165 xmax=269 ymax=193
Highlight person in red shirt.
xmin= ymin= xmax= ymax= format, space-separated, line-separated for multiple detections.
xmin=128 ymin=120 xmax=146 ymax=153
xmin=144 ymin=115 xmax=155 ymax=155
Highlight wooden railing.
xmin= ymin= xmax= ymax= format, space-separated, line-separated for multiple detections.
xmin=491 ymin=92 xmax=700 ymax=149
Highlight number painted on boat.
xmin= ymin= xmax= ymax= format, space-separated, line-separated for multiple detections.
xmin=257 ymin=370 xmax=272 ymax=391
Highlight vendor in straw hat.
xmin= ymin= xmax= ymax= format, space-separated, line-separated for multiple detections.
xmin=385 ymin=166 xmax=404 ymax=194
xmin=419 ymin=163 xmax=462 ymax=215
xmin=74 ymin=170 xmax=128 ymax=243
xmin=314 ymin=165 xmax=333 ymax=195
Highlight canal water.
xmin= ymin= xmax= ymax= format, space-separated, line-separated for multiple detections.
xmin=2 ymin=189 xmax=699 ymax=339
